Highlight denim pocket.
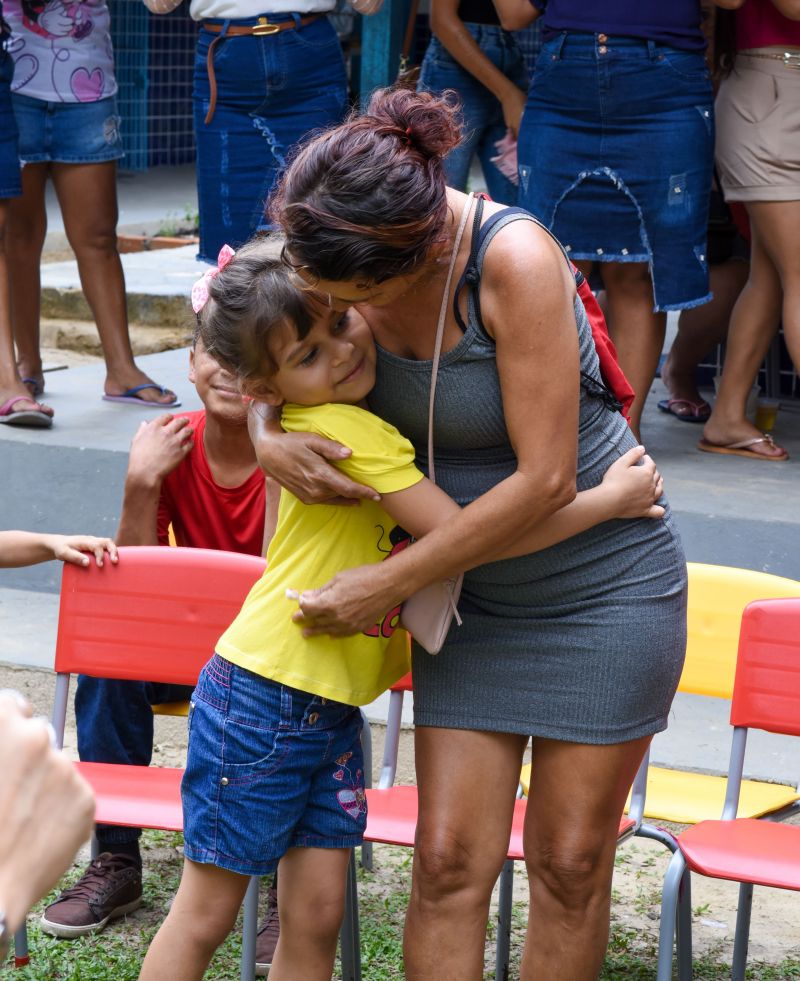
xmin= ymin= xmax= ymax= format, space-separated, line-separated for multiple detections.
xmin=289 ymin=17 xmax=342 ymax=50
xmin=657 ymin=49 xmax=710 ymax=82
xmin=221 ymin=718 xmax=291 ymax=785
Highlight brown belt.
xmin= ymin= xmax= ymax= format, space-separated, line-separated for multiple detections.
xmin=202 ymin=14 xmax=324 ymax=124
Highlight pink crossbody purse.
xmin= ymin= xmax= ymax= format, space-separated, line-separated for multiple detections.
xmin=398 ymin=197 xmax=473 ymax=654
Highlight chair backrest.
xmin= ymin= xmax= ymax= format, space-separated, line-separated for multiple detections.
xmin=681 ymin=563 xmax=800 ymax=699
xmin=731 ymin=598 xmax=800 ymax=738
xmin=54 ymin=546 xmax=265 ymax=685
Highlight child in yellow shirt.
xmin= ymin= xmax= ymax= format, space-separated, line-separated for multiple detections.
xmin=141 ymin=241 xmax=665 ymax=981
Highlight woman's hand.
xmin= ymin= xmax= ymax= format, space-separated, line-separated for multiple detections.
xmin=600 ymin=446 xmax=665 ymax=519
xmin=500 ymin=84 xmax=527 ymax=139
xmin=350 ymin=0 xmax=385 ymax=14
xmin=249 ymin=402 xmax=380 ymax=505
xmin=292 ymin=564 xmax=402 ymax=637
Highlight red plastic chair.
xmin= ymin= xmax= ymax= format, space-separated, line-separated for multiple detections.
xmin=342 ymin=673 xmax=636 ymax=981
xmin=657 ymin=598 xmax=800 ymax=981
xmin=43 ymin=547 xmax=265 ymax=978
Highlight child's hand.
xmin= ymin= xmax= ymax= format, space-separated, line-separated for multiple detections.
xmin=49 ymin=535 xmax=119 ymax=568
xmin=602 ymin=446 xmax=665 ymax=520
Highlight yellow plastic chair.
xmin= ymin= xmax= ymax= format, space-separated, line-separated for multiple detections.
xmin=520 ymin=563 xmax=800 ymax=821
xmin=625 ymin=562 xmax=800 ymax=826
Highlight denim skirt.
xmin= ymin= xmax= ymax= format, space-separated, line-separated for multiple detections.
xmin=518 ymin=32 xmax=715 ymax=312
xmin=193 ymin=15 xmax=348 ymax=263
xmin=0 ymin=51 xmax=21 ymax=197
xmin=12 ymin=92 xmax=123 ymax=165
xmin=418 ymin=25 xmax=527 ymax=206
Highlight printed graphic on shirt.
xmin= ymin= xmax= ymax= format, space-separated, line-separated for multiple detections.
xmin=5 ymin=0 xmax=116 ymax=102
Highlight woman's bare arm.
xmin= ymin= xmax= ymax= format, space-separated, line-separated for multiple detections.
xmin=491 ymin=0 xmax=541 ymax=32
xmin=430 ymin=0 xmax=528 ymax=136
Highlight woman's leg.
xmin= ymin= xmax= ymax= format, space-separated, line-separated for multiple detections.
xmin=139 ymin=858 xmax=250 ymax=980
xmin=661 ymin=259 xmax=749 ymax=414
xmin=0 ymin=198 xmax=53 ymax=417
xmin=404 ymin=727 xmax=528 ymax=980
xmin=50 ymin=161 xmax=176 ymax=404
xmin=269 ymin=847 xmax=350 ymax=981
xmin=702 ymin=209 xmax=785 ymax=456
xmin=520 ymin=735 xmax=650 ymax=981
xmin=599 ymin=261 xmax=667 ymax=439
xmin=6 ymin=162 xmax=49 ymax=392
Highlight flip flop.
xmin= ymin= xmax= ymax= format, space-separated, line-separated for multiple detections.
xmin=0 ymin=395 xmax=54 ymax=429
xmin=102 ymin=384 xmax=181 ymax=408
xmin=657 ymin=398 xmax=711 ymax=423
xmin=697 ymin=434 xmax=788 ymax=461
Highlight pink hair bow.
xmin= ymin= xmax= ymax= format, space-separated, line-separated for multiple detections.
xmin=191 ymin=244 xmax=236 ymax=314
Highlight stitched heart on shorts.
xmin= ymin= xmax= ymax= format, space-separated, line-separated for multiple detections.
xmin=70 ymin=67 xmax=104 ymax=102
xmin=10 ymin=54 xmax=39 ymax=92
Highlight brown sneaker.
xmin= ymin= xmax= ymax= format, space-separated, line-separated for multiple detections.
xmin=40 ymin=853 xmax=142 ymax=938
xmin=255 ymin=887 xmax=280 ymax=976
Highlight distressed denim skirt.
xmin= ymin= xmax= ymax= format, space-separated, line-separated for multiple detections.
xmin=518 ymin=32 xmax=714 ymax=312
xmin=193 ymin=15 xmax=347 ymax=263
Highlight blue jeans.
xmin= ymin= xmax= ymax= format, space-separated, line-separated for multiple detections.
xmin=76 ymin=675 xmax=193 ymax=846
xmin=418 ymin=25 xmax=527 ymax=206
xmin=193 ymin=15 xmax=348 ymax=262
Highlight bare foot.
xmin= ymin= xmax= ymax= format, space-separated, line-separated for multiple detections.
xmin=702 ymin=416 xmax=787 ymax=458
xmin=104 ymin=368 xmax=178 ymax=405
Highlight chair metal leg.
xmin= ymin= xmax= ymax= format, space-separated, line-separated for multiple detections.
xmin=657 ymin=850 xmax=687 ymax=981
xmin=676 ymin=865 xmax=693 ymax=981
xmin=731 ymin=882 xmax=753 ymax=981
xmin=495 ymin=859 xmax=514 ymax=981
xmin=239 ymin=876 xmax=259 ymax=981
xmin=636 ymin=822 xmax=678 ymax=853
xmin=90 ymin=834 xmax=99 ymax=860
xmin=360 ymin=713 xmax=373 ymax=871
xmin=13 ymin=926 xmax=30 ymax=968
xmin=339 ymin=850 xmax=362 ymax=981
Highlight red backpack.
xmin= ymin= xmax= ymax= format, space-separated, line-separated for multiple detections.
xmin=455 ymin=196 xmax=635 ymax=426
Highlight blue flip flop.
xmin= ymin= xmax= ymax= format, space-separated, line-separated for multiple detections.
xmin=102 ymin=384 xmax=181 ymax=407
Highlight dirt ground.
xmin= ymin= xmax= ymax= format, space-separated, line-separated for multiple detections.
xmin=3 ymin=657 xmax=799 ymax=970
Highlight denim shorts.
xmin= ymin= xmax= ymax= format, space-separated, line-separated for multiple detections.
xmin=418 ymin=26 xmax=527 ymax=206
xmin=518 ymin=32 xmax=714 ymax=312
xmin=0 ymin=51 xmax=21 ymax=197
xmin=193 ymin=15 xmax=347 ymax=263
xmin=182 ymin=654 xmax=366 ymax=876
xmin=12 ymin=92 xmax=123 ymax=165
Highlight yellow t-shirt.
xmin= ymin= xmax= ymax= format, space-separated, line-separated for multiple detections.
xmin=217 ymin=403 xmax=424 ymax=705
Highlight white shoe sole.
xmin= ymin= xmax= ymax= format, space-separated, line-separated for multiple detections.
xmin=40 ymin=897 xmax=142 ymax=939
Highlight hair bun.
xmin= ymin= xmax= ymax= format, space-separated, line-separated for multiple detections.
xmin=367 ymin=88 xmax=461 ymax=161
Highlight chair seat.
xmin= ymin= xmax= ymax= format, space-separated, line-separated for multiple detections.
xmin=76 ymin=761 xmax=184 ymax=832
xmin=679 ymin=819 xmax=800 ymax=891
xmin=624 ymin=766 xmax=799 ymax=824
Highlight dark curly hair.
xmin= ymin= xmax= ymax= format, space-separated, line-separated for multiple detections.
xmin=269 ymin=87 xmax=462 ymax=286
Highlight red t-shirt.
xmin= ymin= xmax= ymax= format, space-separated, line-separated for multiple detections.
xmin=156 ymin=410 xmax=266 ymax=556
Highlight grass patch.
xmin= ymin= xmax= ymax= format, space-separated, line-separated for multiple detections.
xmin=6 ymin=834 xmax=800 ymax=980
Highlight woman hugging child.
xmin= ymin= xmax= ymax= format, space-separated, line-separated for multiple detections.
xmin=140 ymin=240 xmax=666 ymax=981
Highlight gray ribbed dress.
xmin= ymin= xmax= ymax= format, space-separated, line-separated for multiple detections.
xmin=367 ymin=211 xmax=688 ymax=744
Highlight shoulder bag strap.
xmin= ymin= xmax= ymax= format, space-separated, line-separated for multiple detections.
xmin=428 ymin=194 xmax=474 ymax=484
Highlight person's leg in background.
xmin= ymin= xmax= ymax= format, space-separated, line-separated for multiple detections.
xmin=40 ymin=676 xmax=192 ymax=937
xmin=52 ymin=160 xmax=177 ymax=404
xmin=660 ymin=257 xmax=749 ymax=420
xmin=702 ymin=209 xmax=788 ymax=458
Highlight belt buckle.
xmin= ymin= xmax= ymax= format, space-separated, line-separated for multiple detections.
xmin=253 ymin=16 xmax=281 ymax=34
xmin=783 ymin=51 xmax=800 ymax=69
